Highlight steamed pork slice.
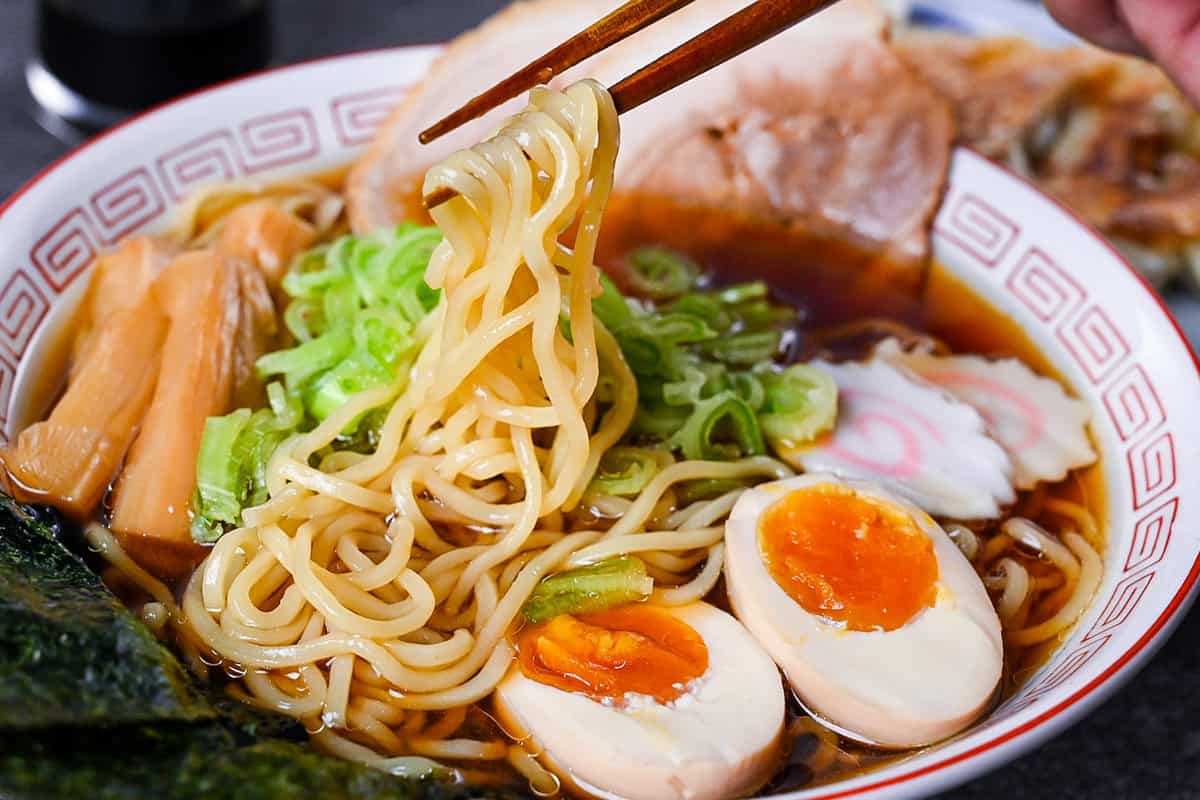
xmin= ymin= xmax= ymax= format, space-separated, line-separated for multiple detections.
xmin=110 ymin=251 xmax=241 ymax=577
xmin=218 ymin=200 xmax=319 ymax=289
xmin=349 ymin=0 xmax=951 ymax=271
xmin=347 ymin=0 xmax=613 ymax=230
xmin=778 ymin=358 xmax=1014 ymax=519
xmin=70 ymin=236 xmax=177 ymax=377
xmin=1 ymin=296 xmax=167 ymax=519
xmin=606 ymin=0 xmax=952 ymax=270
xmin=876 ymin=339 xmax=1096 ymax=490
xmin=724 ymin=474 xmax=1003 ymax=748
xmin=495 ymin=602 xmax=785 ymax=800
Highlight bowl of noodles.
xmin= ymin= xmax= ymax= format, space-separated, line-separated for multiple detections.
xmin=1 ymin=3 xmax=1199 ymax=800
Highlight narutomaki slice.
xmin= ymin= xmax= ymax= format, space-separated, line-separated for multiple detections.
xmin=110 ymin=250 xmax=241 ymax=578
xmin=2 ymin=295 xmax=167 ymax=519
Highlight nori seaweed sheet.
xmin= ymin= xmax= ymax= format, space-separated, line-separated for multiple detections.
xmin=0 ymin=723 xmax=527 ymax=800
xmin=0 ymin=496 xmax=210 ymax=728
xmin=0 ymin=497 xmax=529 ymax=799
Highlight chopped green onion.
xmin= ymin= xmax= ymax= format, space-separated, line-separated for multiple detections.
xmin=583 ymin=245 xmax=805 ymax=463
xmin=760 ymin=364 xmax=839 ymax=446
xmin=194 ymin=224 xmax=443 ymax=544
xmin=366 ymin=224 xmax=444 ymax=321
xmin=231 ymin=409 xmax=289 ymax=508
xmin=255 ymin=328 xmax=353 ymax=386
xmin=730 ymin=299 xmax=796 ymax=331
xmin=669 ymin=390 xmax=765 ymax=461
xmin=192 ymin=409 xmax=252 ymax=537
xmin=353 ymin=307 xmax=412 ymax=365
xmin=662 ymin=366 xmax=708 ymax=407
xmin=669 ymin=292 xmax=731 ymax=331
xmin=322 ymin=280 xmax=359 ymax=326
xmin=592 ymin=272 xmax=634 ymax=331
xmin=626 ymin=247 xmax=700 ymax=300
xmin=589 ymin=447 xmax=666 ymax=496
xmin=701 ymin=329 xmax=783 ymax=366
xmin=521 ymin=556 xmax=654 ymax=624
xmin=266 ymin=381 xmax=303 ymax=429
xmin=730 ymin=371 xmax=766 ymax=410
xmin=632 ymin=399 xmax=693 ymax=437
xmin=613 ymin=313 xmax=716 ymax=380
xmin=281 ymin=243 xmax=344 ymax=298
xmin=389 ymin=266 xmax=441 ymax=326
xmin=304 ymin=350 xmax=395 ymax=423
xmin=283 ymin=296 xmax=324 ymax=342
xmin=717 ymin=281 xmax=768 ymax=305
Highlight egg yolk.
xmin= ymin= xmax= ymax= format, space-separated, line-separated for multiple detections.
xmin=759 ymin=484 xmax=938 ymax=632
xmin=515 ymin=604 xmax=709 ymax=704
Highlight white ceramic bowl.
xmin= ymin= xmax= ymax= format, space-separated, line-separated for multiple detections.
xmin=1 ymin=48 xmax=1198 ymax=800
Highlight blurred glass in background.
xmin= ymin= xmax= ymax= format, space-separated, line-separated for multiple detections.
xmin=28 ymin=0 xmax=271 ymax=139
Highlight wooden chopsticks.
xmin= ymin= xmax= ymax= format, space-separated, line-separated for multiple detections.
xmin=418 ymin=0 xmax=842 ymax=145
xmin=609 ymin=0 xmax=840 ymax=114
xmin=419 ymin=0 xmax=698 ymax=145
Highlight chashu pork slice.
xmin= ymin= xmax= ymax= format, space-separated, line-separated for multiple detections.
xmin=348 ymin=0 xmax=614 ymax=230
xmin=607 ymin=0 xmax=951 ymax=272
xmin=348 ymin=0 xmax=953 ymax=273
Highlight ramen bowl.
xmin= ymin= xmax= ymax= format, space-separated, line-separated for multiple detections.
xmin=0 ymin=47 xmax=1197 ymax=800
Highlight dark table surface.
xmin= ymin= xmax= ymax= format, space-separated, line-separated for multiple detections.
xmin=2 ymin=1 xmax=1199 ymax=797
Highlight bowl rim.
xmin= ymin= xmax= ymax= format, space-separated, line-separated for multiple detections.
xmin=2 ymin=43 xmax=1199 ymax=800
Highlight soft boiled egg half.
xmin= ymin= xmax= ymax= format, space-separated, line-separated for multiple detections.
xmin=493 ymin=601 xmax=785 ymax=800
xmin=724 ymin=473 xmax=1003 ymax=749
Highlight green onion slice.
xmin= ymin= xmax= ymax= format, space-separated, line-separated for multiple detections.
xmin=626 ymin=247 xmax=700 ymax=300
xmin=702 ymin=329 xmax=782 ymax=366
xmin=589 ymin=447 xmax=671 ymax=496
xmin=521 ymin=556 xmax=654 ymax=624
xmin=760 ymin=364 xmax=839 ymax=447
xmin=669 ymin=390 xmax=765 ymax=461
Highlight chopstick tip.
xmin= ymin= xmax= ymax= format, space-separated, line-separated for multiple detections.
xmin=422 ymin=187 xmax=457 ymax=211
xmin=418 ymin=126 xmax=440 ymax=145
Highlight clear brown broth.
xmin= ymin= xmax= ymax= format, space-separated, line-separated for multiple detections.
xmin=33 ymin=186 xmax=1104 ymax=797
xmin=595 ymin=193 xmax=1106 ymax=795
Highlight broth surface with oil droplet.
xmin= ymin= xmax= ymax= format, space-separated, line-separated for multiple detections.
xmin=31 ymin=182 xmax=1104 ymax=798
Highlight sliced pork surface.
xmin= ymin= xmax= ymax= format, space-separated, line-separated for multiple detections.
xmin=348 ymin=0 xmax=613 ymax=230
xmin=348 ymin=0 xmax=952 ymax=271
xmin=609 ymin=1 xmax=951 ymax=269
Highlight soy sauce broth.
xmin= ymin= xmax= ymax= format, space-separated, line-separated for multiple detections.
xmin=22 ymin=181 xmax=1105 ymax=798
xmin=597 ymin=193 xmax=1106 ymax=794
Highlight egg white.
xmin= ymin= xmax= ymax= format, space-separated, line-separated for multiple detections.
xmin=493 ymin=601 xmax=785 ymax=800
xmin=723 ymin=473 xmax=1003 ymax=749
